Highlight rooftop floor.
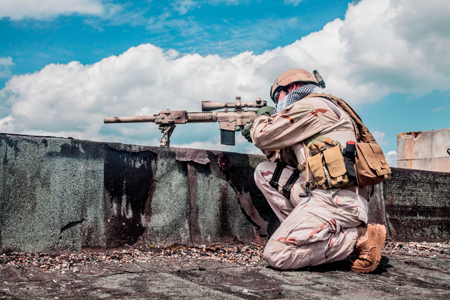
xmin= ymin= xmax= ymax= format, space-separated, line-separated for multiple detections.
xmin=1 ymin=243 xmax=449 ymax=300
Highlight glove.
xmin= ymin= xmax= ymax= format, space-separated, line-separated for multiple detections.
xmin=242 ymin=123 xmax=253 ymax=143
xmin=241 ymin=107 xmax=274 ymax=143
xmin=257 ymin=106 xmax=274 ymax=117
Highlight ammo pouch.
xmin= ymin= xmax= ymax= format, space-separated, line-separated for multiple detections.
xmin=354 ymin=142 xmax=391 ymax=186
xmin=306 ymin=136 xmax=355 ymax=190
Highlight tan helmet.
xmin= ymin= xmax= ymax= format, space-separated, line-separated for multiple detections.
xmin=270 ymin=68 xmax=320 ymax=102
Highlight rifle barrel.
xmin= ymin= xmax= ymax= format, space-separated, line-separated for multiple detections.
xmin=104 ymin=116 xmax=157 ymax=123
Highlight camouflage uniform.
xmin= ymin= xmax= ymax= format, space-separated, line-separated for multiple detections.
xmin=251 ymin=95 xmax=369 ymax=270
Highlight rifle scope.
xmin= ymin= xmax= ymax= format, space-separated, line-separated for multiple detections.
xmin=202 ymin=97 xmax=266 ymax=112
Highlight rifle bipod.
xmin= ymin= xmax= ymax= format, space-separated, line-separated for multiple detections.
xmin=159 ymin=125 xmax=176 ymax=147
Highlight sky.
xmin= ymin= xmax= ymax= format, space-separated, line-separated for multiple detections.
xmin=1 ymin=0 xmax=450 ymax=167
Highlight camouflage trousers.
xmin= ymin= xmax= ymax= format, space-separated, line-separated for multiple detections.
xmin=254 ymin=161 xmax=369 ymax=270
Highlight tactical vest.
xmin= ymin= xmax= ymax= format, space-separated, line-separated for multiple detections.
xmin=302 ymin=93 xmax=392 ymax=188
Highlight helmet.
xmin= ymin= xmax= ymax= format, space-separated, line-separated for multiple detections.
xmin=269 ymin=68 xmax=319 ymax=102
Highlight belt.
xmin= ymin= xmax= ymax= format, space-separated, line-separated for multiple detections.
xmin=342 ymin=185 xmax=370 ymax=201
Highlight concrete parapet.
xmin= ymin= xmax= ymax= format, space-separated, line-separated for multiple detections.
xmin=397 ymin=128 xmax=450 ymax=172
xmin=0 ymin=133 xmax=274 ymax=252
xmin=0 ymin=133 xmax=449 ymax=252
xmin=382 ymin=168 xmax=450 ymax=242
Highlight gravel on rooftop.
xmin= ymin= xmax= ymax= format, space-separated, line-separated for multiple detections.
xmin=1 ymin=241 xmax=449 ymax=274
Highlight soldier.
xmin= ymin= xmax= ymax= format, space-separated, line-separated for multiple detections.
xmin=242 ymin=68 xmax=386 ymax=273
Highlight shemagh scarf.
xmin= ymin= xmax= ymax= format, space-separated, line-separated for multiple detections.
xmin=272 ymin=83 xmax=323 ymax=115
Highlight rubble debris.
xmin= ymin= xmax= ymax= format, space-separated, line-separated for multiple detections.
xmin=382 ymin=241 xmax=450 ymax=258
xmin=0 ymin=243 xmax=266 ymax=273
xmin=1 ymin=241 xmax=448 ymax=274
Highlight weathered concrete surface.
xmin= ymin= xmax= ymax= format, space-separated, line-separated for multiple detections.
xmin=0 ymin=133 xmax=271 ymax=253
xmin=382 ymin=168 xmax=450 ymax=242
xmin=1 ymin=253 xmax=449 ymax=299
xmin=1 ymin=133 xmax=450 ymax=252
xmin=0 ymin=136 xmax=106 ymax=252
xmin=397 ymin=128 xmax=450 ymax=172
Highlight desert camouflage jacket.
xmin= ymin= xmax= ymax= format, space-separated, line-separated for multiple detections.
xmin=250 ymin=96 xmax=357 ymax=168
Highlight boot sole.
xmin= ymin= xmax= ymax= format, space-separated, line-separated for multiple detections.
xmin=351 ymin=224 xmax=386 ymax=273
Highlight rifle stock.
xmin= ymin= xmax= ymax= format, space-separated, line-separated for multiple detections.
xmin=104 ymin=96 xmax=267 ymax=147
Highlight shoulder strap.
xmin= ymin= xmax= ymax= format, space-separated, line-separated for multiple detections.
xmin=303 ymin=93 xmax=377 ymax=144
xmin=304 ymin=133 xmax=341 ymax=148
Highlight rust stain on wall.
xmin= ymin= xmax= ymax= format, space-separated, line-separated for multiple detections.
xmin=104 ymin=146 xmax=157 ymax=247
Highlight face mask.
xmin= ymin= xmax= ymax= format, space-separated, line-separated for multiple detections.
xmin=272 ymin=83 xmax=323 ymax=115
xmin=276 ymin=95 xmax=290 ymax=112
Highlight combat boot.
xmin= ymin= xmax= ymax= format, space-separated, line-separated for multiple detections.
xmin=350 ymin=223 xmax=386 ymax=273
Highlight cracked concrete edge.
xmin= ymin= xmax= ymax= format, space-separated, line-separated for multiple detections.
xmin=1 ymin=133 xmax=449 ymax=253
xmin=0 ymin=133 xmax=271 ymax=252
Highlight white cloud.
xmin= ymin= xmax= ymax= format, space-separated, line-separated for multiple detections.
xmin=0 ymin=0 xmax=105 ymax=20
xmin=147 ymin=12 xmax=205 ymax=36
xmin=0 ymin=57 xmax=13 ymax=66
xmin=433 ymin=105 xmax=446 ymax=112
xmin=171 ymin=0 xmax=252 ymax=15
xmin=385 ymin=150 xmax=397 ymax=167
xmin=372 ymin=131 xmax=387 ymax=146
xmin=0 ymin=0 xmax=449 ymax=152
xmin=173 ymin=134 xmax=261 ymax=154
xmin=0 ymin=115 xmax=15 ymax=133
xmin=0 ymin=57 xmax=14 ymax=78
xmin=372 ymin=131 xmax=385 ymax=141
xmin=172 ymin=0 xmax=199 ymax=15
xmin=284 ymin=0 xmax=303 ymax=6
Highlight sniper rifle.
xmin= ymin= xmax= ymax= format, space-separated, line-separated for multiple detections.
xmin=104 ymin=96 xmax=267 ymax=147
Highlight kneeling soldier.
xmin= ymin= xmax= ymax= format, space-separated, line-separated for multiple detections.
xmin=242 ymin=68 xmax=386 ymax=273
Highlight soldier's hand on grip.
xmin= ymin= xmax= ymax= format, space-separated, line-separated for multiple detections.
xmin=257 ymin=106 xmax=274 ymax=117
xmin=242 ymin=123 xmax=253 ymax=143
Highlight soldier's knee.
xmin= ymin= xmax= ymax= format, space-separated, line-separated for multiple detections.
xmin=264 ymin=244 xmax=287 ymax=270
xmin=264 ymin=239 xmax=312 ymax=270
xmin=263 ymin=240 xmax=293 ymax=270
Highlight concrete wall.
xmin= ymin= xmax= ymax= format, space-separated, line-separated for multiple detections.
xmin=381 ymin=168 xmax=450 ymax=242
xmin=397 ymin=128 xmax=450 ymax=172
xmin=1 ymin=133 xmax=449 ymax=252
xmin=0 ymin=133 xmax=275 ymax=252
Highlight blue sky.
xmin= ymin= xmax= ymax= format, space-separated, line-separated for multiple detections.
xmin=1 ymin=0 xmax=450 ymax=166
xmin=0 ymin=0 xmax=352 ymax=85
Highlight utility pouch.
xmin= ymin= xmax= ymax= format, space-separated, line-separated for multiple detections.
xmin=307 ymin=144 xmax=354 ymax=190
xmin=307 ymin=153 xmax=327 ymax=189
xmin=355 ymin=142 xmax=391 ymax=186
xmin=323 ymin=146 xmax=351 ymax=188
